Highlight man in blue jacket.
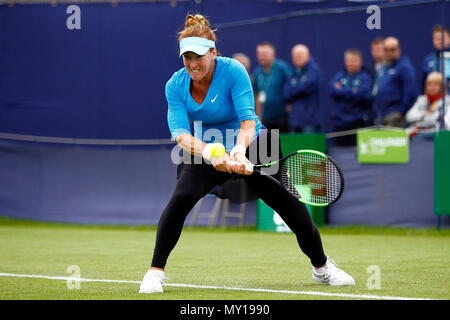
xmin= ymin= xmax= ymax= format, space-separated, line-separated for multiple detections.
xmin=421 ymin=24 xmax=450 ymax=94
xmin=329 ymin=49 xmax=372 ymax=146
xmin=373 ymin=37 xmax=417 ymax=127
xmin=283 ymin=44 xmax=321 ymax=133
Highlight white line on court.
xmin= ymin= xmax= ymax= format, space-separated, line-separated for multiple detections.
xmin=0 ymin=272 xmax=432 ymax=300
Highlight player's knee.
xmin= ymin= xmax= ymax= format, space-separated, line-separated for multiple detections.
xmin=289 ymin=216 xmax=317 ymax=236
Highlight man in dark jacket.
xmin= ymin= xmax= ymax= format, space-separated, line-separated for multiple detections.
xmin=283 ymin=44 xmax=321 ymax=133
xmin=329 ymin=49 xmax=372 ymax=146
xmin=364 ymin=37 xmax=385 ymax=88
xmin=421 ymin=24 xmax=450 ymax=94
xmin=373 ymin=37 xmax=417 ymax=127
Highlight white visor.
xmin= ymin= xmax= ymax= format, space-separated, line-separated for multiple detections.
xmin=179 ymin=37 xmax=215 ymax=57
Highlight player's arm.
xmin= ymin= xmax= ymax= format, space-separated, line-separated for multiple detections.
xmin=253 ymin=71 xmax=263 ymax=121
xmin=175 ymin=133 xmax=205 ymax=158
xmin=228 ymin=60 xmax=258 ymax=175
xmin=236 ymin=119 xmax=255 ymax=150
xmin=254 ymin=94 xmax=263 ymax=121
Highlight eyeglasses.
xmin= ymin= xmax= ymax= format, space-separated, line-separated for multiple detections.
xmin=384 ymin=47 xmax=398 ymax=52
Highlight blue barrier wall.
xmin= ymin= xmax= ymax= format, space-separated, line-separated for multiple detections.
xmin=0 ymin=139 xmax=178 ymax=225
xmin=327 ymin=140 xmax=450 ymax=228
xmin=1 ymin=138 xmax=448 ymax=228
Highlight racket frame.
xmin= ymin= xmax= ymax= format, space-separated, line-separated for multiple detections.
xmin=251 ymin=149 xmax=344 ymax=207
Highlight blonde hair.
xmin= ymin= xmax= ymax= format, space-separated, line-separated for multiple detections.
xmin=426 ymin=71 xmax=443 ymax=84
xmin=178 ymin=14 xmax=217 ymax=42
xmin=425 ymin=71 xmax=446 ymax=96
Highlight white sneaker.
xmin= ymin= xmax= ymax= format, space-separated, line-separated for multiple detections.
xmin=139 ymin=269 xmax=168 ymax=293
xmin=312 ymin=257 xmax=355 ymax=286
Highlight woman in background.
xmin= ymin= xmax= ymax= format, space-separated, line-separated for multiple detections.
xmin=406 ymin=71 xmax=450 ymax=137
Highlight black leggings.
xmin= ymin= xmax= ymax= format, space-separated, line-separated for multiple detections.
xmin=151 ymin=130 xmax=327 ymax=268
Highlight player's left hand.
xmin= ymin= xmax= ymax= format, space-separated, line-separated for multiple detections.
xmin=229 ymin=152 xmax=252 ymax=175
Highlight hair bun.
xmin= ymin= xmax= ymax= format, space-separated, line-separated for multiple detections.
xmin=179 ymin=13 xmax=217 ymax=42
xmin=185 ymin=14 xmax=209 ymax=29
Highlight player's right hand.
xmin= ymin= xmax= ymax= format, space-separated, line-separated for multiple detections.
xmin=211 ymin=153 xmax=233 ymax=174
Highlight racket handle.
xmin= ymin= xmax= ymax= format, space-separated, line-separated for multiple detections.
xmin=227 ymin=161 xmax=254 ymax=173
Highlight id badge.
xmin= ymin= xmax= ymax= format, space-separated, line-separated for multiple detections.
xmin=258 ymin=91 xmax=266 ymax=104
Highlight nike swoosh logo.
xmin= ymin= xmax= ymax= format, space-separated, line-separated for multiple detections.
xmin=211 ymin=94 xmax=218 ymax=103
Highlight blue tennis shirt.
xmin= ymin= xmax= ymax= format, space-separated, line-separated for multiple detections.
xmin=166 ymin=56 xmax=262 ymax=152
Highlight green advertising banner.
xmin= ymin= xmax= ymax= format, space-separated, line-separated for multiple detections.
xmin=357 ymin=129 xmax=409 ymax=163
xmin=434 ymin=131 xmax=450 ymax=218
xmin=257 ymin=199 xmax=292 ymax=233
xmin=257 ymin=199 xmax=315 ymax=233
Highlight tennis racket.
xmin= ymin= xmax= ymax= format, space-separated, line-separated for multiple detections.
xmin=230 ymin=149 xmax=344 ymax=207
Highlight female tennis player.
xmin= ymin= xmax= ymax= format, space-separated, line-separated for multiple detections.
xmin=139 ymin=14 xmax=354 ymax=293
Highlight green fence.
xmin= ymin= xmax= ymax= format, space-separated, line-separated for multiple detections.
xmin=257 ymin=133 xmax=326 ymax=232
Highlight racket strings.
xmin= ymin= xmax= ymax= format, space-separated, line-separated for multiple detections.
xmin=281 ymin=153 xmax=342 ymax=205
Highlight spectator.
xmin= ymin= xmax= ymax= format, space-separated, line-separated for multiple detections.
xmin=329 ymin=49 xmax=372 ymax=146
xmin=365 ymin=37 xmax=385 ymax=89
xmin=282 ymin=44 xmax=321 ymax=133
xmin=406 ymin=72 xmax=450 ymax=137
xmin=232 ymin=52 xmax=252 ymax=76
xmin=233 ymin=52 xmax=255 ymax=96
xmin=253 ymin=42 xmax=291 ymax=132
xmin=363 ymin=37 xmax=385 ymax=124
xmin=421 ymin=24 xmax=450 ymax=94
xmin=373 ymin=36 xmax=417 ymax=127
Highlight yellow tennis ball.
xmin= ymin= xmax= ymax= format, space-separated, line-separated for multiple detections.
xmin=210 ymin=143 xmax=225 ymax=158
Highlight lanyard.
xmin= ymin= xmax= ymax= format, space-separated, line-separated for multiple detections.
xmin=258 ymin=64 xmax=275 ymax=92
xmin=433 ymin=54 xmax=439 ymax=72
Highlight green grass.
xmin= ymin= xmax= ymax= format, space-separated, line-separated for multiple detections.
xmin=0 ymin=217 xmax=448 ymax=300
